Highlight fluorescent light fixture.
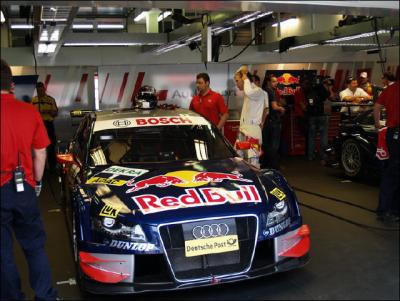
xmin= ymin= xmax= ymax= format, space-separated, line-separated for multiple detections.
xmin=11 ymin=24 xmax=34 ymax=29
xmin=158 ymin=11 xmax=172 ymax=22
xmin=289 ymin=43 xmax=318 ymax=50
xmin=134 ymin=11 xmax=147 ymax=22
xmin=50 ymin=30 xmax=60 ymax=41
xmin=38 ymin=43 xmax=57 ymax=53
xmin=214 ymin=26 xmax=234 ymax=35
xmin=272 ymin=17 xmax=297 ymax=27
xmin=63 ymin=42 xmax=161 ymax=46
xmin=232 ymin=11 xmax=261 ymax=23
xmin=1 ymin=10 xmax=5 ymax=23
xmin=186 ymin=33 xmax=201 ymax=42
xmin=325 ymin=43 xmax=397 ymax=47
xmin=97 ymin=24 xmax=124 ymax=29
xmin=324 ymin=30 xmax=390 ymax=43
xmin=243 ymin=11 xmax=273 ymax=23
xmin=72 ymin=24 xmax=94 ymax=29
xmin=41 ymin=18 xmax=67 ymax=21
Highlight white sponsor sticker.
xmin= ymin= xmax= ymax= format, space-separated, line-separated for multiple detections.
xmin=108 ymin=240 xmax=155 ymax=252
xmin=94 ymin=115 xmax=210 ymax=132
xmin=101 ymin=166 xmax=148 ymax=178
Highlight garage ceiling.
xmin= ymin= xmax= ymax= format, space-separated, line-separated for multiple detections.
xmin=1 ymin=1 xmax=399 ymax=57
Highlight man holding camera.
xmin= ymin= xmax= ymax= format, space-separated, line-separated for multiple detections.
xmin=1 ymin=59 xmax=59 ymax=300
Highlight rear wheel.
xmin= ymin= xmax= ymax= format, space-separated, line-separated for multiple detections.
xmin=341 ymin=139 xmax=364 ymax=178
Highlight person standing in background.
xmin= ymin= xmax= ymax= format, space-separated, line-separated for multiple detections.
xmin=261 ymin=75 xmax=285 ymax=169
xmin=1 ymin=59 xmax=59 ymax=300
xmin=339 ymin=77 xmax=372 ymax=115
xmin=374 ymin=80 xmax=399 ymax=222
xmin=234 ymin=66 xmax=267 ymax=168
xmin=253 ymin=74 xmax=269 ymax=132
xmin=32 ymin=82 xmax=58 ymax=171
xmin=189 ymin=73 xmax=229 ymax=130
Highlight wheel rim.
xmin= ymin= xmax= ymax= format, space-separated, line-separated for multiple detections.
xmin=341 ymin=141 xmax=361 ymax=175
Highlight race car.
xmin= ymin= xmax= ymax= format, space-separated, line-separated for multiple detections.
xmin=327 ymin=108 xmax=386 ymax=178
xmin=57 ymin=107 xmax=310 ymax=294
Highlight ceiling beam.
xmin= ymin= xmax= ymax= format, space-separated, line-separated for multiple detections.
xmin=1 ymin=1 xmax=398 ymax=17
xmin=62 ymin=32 xmax=168 ymax=45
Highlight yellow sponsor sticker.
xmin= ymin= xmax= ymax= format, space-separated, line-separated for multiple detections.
xmin=86 ymin=177 xmax=126 ymax=186
xmin=184 ymin=235 xmax=239 ymax=257
xmin=270 ymin=187 xmax=286 ymax=201
xmin=99 ymin=204 xmax=121 ymax=218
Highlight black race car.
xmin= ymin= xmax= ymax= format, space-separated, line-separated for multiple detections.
xmin=328 ymin=107 xmax=386 ymax=178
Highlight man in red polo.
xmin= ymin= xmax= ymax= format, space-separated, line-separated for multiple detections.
xmin=1 ymin=59 xmax=59 ymax=300
xmin=189 ymin=73 xmax=229 ymax=130
xmin=374 ymin=80 xmax=399 ymax=222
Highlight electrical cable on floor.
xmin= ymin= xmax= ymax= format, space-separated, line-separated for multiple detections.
xmin=293 ymin=186 xmax=376 ymax=213
xmin=298 ymin=202 xmax=399 ymax=231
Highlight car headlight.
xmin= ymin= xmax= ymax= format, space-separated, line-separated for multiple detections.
xmin=265 ymin=200 xmax=289 ymax=227
xmin=92 ymin=217 xmax=147 ymax=243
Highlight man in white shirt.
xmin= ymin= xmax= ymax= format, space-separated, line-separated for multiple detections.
xmin=339 ymin=77 xmax=372 ymax=114
xmin=234 ymin=65 xmax=268 ymax=168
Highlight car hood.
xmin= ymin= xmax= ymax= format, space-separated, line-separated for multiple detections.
xmin=82 ymin=158 xmax=276 ymax=224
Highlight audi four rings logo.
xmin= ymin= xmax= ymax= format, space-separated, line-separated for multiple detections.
xmin=113 ymin=120 xmax=131 ymax=127
xmin=192 ymin=223 xmax=229 ymax=239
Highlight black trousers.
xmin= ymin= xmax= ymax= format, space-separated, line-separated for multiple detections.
xmin=377 ymin=127 xmax=400 ymax=216
xmin=44 ymin=121 xmax=57 ymax=168
xmin=261 ymin=119 xmax=281 ymax=170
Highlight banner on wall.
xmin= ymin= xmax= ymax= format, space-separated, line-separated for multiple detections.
xmin=263 ymin=70 xmax=317 ymax=96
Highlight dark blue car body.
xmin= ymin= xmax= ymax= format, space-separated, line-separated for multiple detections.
xmin=60 ymin=108 xmax=310 ymax=294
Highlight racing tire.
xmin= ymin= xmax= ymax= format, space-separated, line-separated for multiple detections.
xmin=340 ymin=139 xmax=364 ymax=178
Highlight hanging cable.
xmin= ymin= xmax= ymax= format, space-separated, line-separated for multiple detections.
xmin=372 ymin=17 xmax=386 ymax=74
xmin=219 ymin=30 xmax=263 ymax=63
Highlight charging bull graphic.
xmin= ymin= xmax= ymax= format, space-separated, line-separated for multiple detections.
xmin=126 ymin=175 xmax=187 ymax=193
xmin=126 ymin=171 xmax=252 ymax=193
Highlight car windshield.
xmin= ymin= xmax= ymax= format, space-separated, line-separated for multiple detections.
xmin=89 ymin=124 xmax=235 ymax=166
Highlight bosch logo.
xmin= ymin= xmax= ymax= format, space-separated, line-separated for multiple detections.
xmin=113 ymin=120 xmax=131 ymax=127
xmin=192 ymin=223 xmax=229 ymax=239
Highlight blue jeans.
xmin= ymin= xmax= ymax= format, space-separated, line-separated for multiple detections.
xmin=307 ymin=115 xmax=329 ymax=160
xmin=1 ymin=182 xmax=58 ymax=300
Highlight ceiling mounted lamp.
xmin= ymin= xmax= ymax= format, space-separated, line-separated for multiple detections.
xmin=134 ymin=11 xmax=147 ymax=22
xmin=97 ymin=24 xmax=124 ymax=29
xmin=324 ymin=30 xmax=390 ymax=43
xmin=72 ymin=24 xmax=94 ymax=29
xmin=38 ymin=43 xmax=57 ymax=54
xmin=272 ymin=17 xmax=297 ymax=27
xmin=158 ymin=11 xmax=172 ymax=22
xmin=1 ymin=10 xmax=5 ymax=23
xmin=10 ymin=24 xmax=34 ymax=29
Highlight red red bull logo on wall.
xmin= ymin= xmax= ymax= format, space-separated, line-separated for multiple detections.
xmin=264 ymin=70 xmax=317 ymax=96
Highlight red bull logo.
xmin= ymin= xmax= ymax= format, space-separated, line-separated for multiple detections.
xmin=132 ymin=185 xmax=262 ymax=214
xmin=276 ymin=73 xmax=300 ymax=86
xmin=126 ymin=170 xmax=252 ymax=193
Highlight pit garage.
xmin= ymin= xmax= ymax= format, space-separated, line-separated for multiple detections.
xmin=0 ymin=1 xmax=399 ymax=300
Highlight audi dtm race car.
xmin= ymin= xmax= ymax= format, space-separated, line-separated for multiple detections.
xmin=58 ymin=107 xmax=310 ymax=294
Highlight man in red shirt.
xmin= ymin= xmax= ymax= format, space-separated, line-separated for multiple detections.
xmin=0 ymin=59 xmax=59 ymax=299
xmin=189 ymin=73 xmax=229 ymax=130
xmin=373 ymin=80 xmax=399 ymax=222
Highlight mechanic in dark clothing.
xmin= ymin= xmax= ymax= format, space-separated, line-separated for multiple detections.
xmin=0 ymin=59 xmax=59 ymax=300
xmin=261 ymin=75 xmax=285 ymax=169
xmin=306 ymin=78 xmax=334 ymax=164
xmin=374 ymin=80 xmax=400 ymax=222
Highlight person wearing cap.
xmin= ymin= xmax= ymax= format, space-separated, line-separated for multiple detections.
xmin=32 ymin=82 xmax=59 ymax=171
xmin=339 ymin=77 xmax=372 ymax=114
xmin=1 ymin=59 xmax=59 ymax=300
xmin=190 ymin=73 xmax=229 ymax=130
xmin=373 ymin=79 xmax=399 ymax=222
xmin=234 ymin=65 xmax=268 ymax=168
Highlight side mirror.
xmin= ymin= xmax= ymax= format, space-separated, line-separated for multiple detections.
xmin=56 ymin=153 xmax=75 ymax=164
xmin=235 ymin=141 xmax=251 ymax=150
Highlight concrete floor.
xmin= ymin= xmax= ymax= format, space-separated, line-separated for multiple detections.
xmin=13 ymin=156 xmax=399 ymax=300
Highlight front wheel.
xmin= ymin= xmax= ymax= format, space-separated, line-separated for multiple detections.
xmin=341 ymin=139 xmax=364 ymax=178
